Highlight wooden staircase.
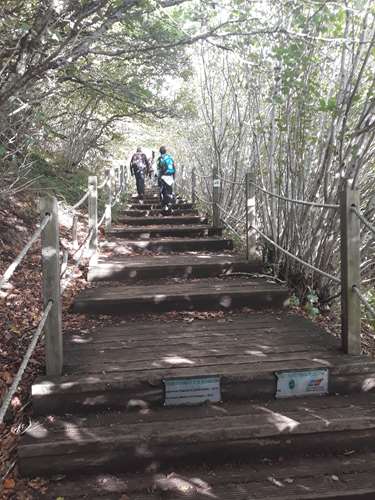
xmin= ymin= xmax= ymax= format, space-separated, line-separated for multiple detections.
xmin=18 ymin=186 xmax=375 ymax=498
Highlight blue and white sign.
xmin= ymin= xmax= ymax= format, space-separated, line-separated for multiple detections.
xmin=164 ymin=375 xmax=221 ymax=406
xmin=275 ymin=368 xmax=329 ymax=398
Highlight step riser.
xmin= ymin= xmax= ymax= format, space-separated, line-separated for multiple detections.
xmin=87 ymin=261 xmax=262 ymax=282
xmin=32 ymin=370 xmax=375 ymax=416
xmin=73 ymin=289 xmax=288 ymax=315
xmin=109 ymin=228 xmax=222 ymax=239
xmin=122 ymin=209 xmax=198 ymax=217
xmin=118 ymin=217 xmax=207 ymax=225
xmin=109 ymin=239 xmax=233 ymax=252
xmin=18 ymin=428 xmax=375 ymax=477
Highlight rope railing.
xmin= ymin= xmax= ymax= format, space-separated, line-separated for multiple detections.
xmin=217 ymin=203 xmax=247 ymax=224
xmin=0 ymin=165 xmax=127 ymax=424
xmin=97 ymin=211 xmax=106 ymax=229
xmin=191 ymin=169 xmax=371 ymax=355
xmin=352 ymin=206 xmax=375 ymax=236
xmin=0 ymin=214 xmax=51 ymax=290
xmin=353 ymin=285 xmax=375 ymax=318
xmin=249 ymin=181 xmax=340 ymax=209
xmin=0 ymin=301 xmax=52 ymax=424
xmin=252 ymin=225 xmax=341 ymax=283
xmin=61 ymin=229 xmax=94 ymax=294
xmin=71 ymin=190 xmax=89 ymax=211
xmin=216 ymin=174 xmax=245 ymax=186
xmin=220 ymin=218 xmax=245 ymax=240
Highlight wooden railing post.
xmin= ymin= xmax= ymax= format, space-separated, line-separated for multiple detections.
xmin=245 ymin=172 xmax=257 ymax=261
xmin=212 ymin=166 xmax=220 ymax=227
xmin=105 ymin=168 xmax=112 ymax=231
xmin=192 ymin=168 xmax=196 ymax=205
xmin=120 ymin=164 xmax=124 ymax=192
xmin=340 ymin=178 xmax=361 ymax=354
xmin=88 ymin=176 xmax=98 ymax=251
xmin=72 ymin=214 xmax=78 ymax=249
xmin=40 ymin=195 xmax=62 ymax=376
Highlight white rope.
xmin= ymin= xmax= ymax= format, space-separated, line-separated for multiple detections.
xmin=98 ymin=178 xmax=108 ymax=190
xmin=97 ymin=211 xmax=106 ymax=228
xmin=60 ymin=228 xmax=94 ymax=294
xmin=221 ymin=218 xmax=245 ymax=240
xmin=252 ymin=226 xmax=341 ymax=283
xmin=217 ymin=203 xmax=247 ymax=223
xmin=353 ymin=285 xmax=375 ymax=318
xmin=72 ymin=190 xmax=89 ymax=210
xmin=250 ymin=181 xmax=340 ymax=209
xmin=0 ymin=215 xmax=51 ymax=290
xmin=352 ymin=207 xmax=375 ymax=236
xmin=217 ymin=175 xmax=245 ymax=186
xmin=0 ymin=301 xmax=52 ymax=424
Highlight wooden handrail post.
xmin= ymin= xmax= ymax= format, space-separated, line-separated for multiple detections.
xmin=192 ymin=168 xmax=196 ymax=205
xmin=245 ymin=172 xmax=257 ymax=261
xmin=340 ymin=178 xmax=361 ymax=354
xmin=105 ymin=168 xmax=112 ymax=231
xmin=88 ymin=176 xmax=98 ymax=251
xmin=72 ymin=214 xmax=78 ymax=249
xmin=40 ymin=195 xmax=62 ymax=376
xmin=212 ymin=166 xmax=220 ymax=228
xmin=120 ymin=164 xmax=124 ymax=192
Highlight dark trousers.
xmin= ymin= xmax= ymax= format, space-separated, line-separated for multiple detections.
xmin=160 ymin=177 xmax=174 ymax=208
xmin=135 ymin=171 xmax=145 ymax=199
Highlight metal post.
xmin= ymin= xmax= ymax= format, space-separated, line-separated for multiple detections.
xmin=192 ymin=168 xmax=196 ymax=205
xmin=245 ymin=172 xmax=257 ymax=261
xmin=212 ymin=166 xmax=220 ymax=228
xmin=105 ymin=168 xmax=112 ymax=231
xmin=340 ymin=178 xmax=361 ymax=354
xmin=88 ymin=176 xmax=98 ymax=251
xmin=40 ymin=195 xmax=62 ymax=376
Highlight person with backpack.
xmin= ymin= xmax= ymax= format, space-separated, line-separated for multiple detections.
xmin=157 ymin=146 xmax=176 ymax=211
xmin=130 ymin=147 xmax=150 ymax=202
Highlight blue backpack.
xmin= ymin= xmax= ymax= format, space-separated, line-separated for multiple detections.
xmin=159 ymin=154 xmax=175 ymax=175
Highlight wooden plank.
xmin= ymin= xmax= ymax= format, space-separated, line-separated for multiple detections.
xmin=43 ymin=453 xmax=375 ymax=499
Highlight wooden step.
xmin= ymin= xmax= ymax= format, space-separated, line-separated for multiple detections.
xmin=108 ymin=225 xmax=222 ymax=239
xmin=100 ymin=237 xmax=233 ymax=253
xmin=128 ymin=203 xmax=193 ymax=210
xmin=118 ymin=215 xmax=207 ymax=225
xmin=31 ymin=312 xmax=375 ymax=415
xmin=122 ymin=208 xmax=199 ymax=217
xmin=31 ymin=451 xmax=375 ymax=499
xmin=87 ymin=255 xmax=262 ymax=282
xmin=73 ymin=277 xmax=289 ymax=314
xmin=18 ymin=394 xmax=375 ymax=476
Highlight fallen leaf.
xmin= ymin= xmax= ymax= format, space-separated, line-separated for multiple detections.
xmin=3 ymin=478 xmax=15 ymax=489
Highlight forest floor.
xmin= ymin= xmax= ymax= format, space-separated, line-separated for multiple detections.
xmin=0 ymin=193 xmax=374 ymax=499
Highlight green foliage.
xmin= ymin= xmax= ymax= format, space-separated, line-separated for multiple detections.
xmin=28 ymin=154 xmax=89 ymax=205
xmin=304 ymin=289 xmax=320 ymax=319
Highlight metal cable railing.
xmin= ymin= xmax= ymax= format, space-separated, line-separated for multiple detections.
xmin=0 ymin=214 xmax=51 ymax=290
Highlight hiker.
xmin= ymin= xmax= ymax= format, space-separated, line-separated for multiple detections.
xmin=149 ymin=150 xmax=158 ymax=184
xmin=157 ymin=146 xmax=176 ymax=211
xmin=130 ymin=147 xmax=150 ymax=202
